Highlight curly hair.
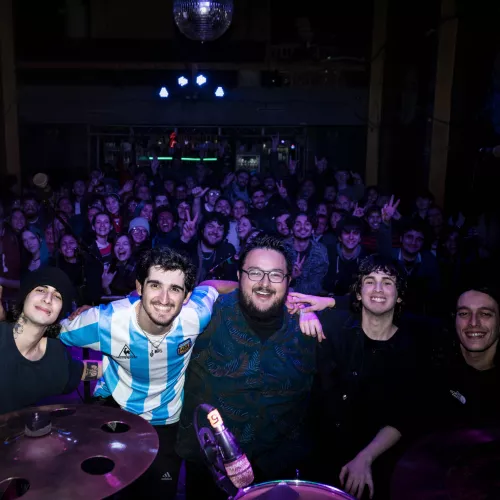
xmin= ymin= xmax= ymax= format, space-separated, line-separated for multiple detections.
xmin=351 ymin=254 xmax=407 ymax=317
xmin=136 ymin=246 xmax=197 ymax=295
xmin=198 ymin=211 xmax=230 ymax=240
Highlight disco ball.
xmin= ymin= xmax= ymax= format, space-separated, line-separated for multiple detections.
xmin=173 ymin=0 xmax=234 ymax=42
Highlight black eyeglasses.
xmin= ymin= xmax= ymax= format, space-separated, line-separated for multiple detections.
xmin=241 ymin=268 xmax=289 ymax=283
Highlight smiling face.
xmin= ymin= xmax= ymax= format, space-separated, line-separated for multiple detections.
xmin=366 ymin=210 xmax=382 ymax=231
xmin=93 ymin=214 xmax=112 ymax=238
xmin=238 ymin=248 xmax=289 ymax=319
xmin=155 ymin=195 xmax=169 ymax=208
xmin=114 ymin=235 xmax=132 ymax=261
xmin=11 ymin=210 xmax=26 ymax=232
xmin=292 ymin=214 xmax=313 ymax=241
xmin=136 ymin=266 xmax=191 ymax=329
xmin=251 ymin=190 xmax=266 ymax=210
xmin=401 ymin=230 xmax=425 ymax=257
xmin=60 ymin=234 xmax=78 ymax=259
xmin=276 ymin=214 xmax=290 ymax=237
xmin=23 ymin=285 xmax=63 ymax=326
xmin=105 ymin=196 xmax=120 ymax=215
xmin=215 ymin=199 xmax=231 ymax=217
xmin=339 ymin=228 xmax=361 ymax=250
xmin=157 ymin=211 xmax=174 ymax=233
xmin=456 ymin=290 xmax=499 ymax=355
xmin=139 ymin=203 xmax=154 ymax=222
xmin=232 ymin=200 xmax=247 ymax=220
xmin=357 ymin=271 xmax=401 ymax=317
xmin=237 ymin=216 xmax=253 ymax=241
xmin=202 ymin=220 xmax=224 ymax=248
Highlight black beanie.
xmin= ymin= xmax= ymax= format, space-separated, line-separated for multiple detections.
xmin=18 ymin=267 xmax=76 ymax=321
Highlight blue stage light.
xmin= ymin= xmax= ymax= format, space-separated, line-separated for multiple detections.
xmin=215 ymin=86 xmax=225 ymax=97
xmin=196 ymin=75 xmax=207 ymax=86
xmin=159 ymin=87 xmax=169 ymax=98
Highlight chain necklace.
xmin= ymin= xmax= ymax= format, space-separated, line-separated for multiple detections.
xmin=135 ymin=306 xmax=170 ymax=358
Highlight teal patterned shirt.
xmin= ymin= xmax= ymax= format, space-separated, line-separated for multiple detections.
xmin=176 ymin=290 xmax=317 ymax=474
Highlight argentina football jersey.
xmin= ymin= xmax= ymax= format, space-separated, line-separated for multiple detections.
xmin=59 ymin=286 xmax=218 ymax=425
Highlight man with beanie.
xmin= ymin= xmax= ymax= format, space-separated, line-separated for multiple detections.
xmin=0 ymin=267 xmax=102 ymax=415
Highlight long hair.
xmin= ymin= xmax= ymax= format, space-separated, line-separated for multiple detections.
xmin=22 ymin=225 xmax=50 ymax=267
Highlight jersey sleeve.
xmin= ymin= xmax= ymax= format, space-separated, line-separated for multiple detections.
xmin=184 ymin=285 xmax=219 ymax=332
xmin=59 ymin=306 xmax=101 ymax=351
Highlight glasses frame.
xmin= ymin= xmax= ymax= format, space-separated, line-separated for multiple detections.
xmin=241 ymin=268 xmax=289 ymax=283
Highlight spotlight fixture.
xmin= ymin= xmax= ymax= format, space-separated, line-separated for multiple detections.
xmin=178 ymin=76 xmax=189 ymax=87
xmin=159 ymin=87 xmax=169 ymax=98
xmin=196 ymin=75 xmax=207 ymax=86
xmin=214 ymin=86 xmax=225 ymax=97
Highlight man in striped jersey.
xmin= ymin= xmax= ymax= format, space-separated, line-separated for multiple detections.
xmin=58 ymin=246 xmax=237 ymax=499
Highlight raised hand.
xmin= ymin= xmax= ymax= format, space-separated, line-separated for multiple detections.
xmin=221 ymin=173 xmax=236 ymax=188
xmin=181 ymin=212 xmax=199 ymax=242
xmin=315 ymin=156 xmax=327 ymax=173
xmin=276 ymin=180 xmax=288 ymax=199
xmin=271 ymin=134 xmax=280 ymax=151
xmin=102 ymin=267 xmax=117 ymax=290
xmin=120 ymin=180 xmax=134 ymax=193
xmin=352 ymin=203 xmax=365 ymax=218
xmin=381 ymin=195 xmax=401 ymax=223
xmin=292 ymin=254 xmax=306 ymax=279
xmin=289 ymin=158 xmax=299 ymax=175
xmin=191 ymin=186 xmax=209 ymax=199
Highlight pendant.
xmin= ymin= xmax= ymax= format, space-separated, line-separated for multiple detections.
xmin=155 ymin=348 xmax=162 ymax=354
xmin=150 ymin=349 xmax=154 ymax=357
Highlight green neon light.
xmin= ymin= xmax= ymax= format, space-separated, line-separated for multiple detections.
xmin=139 ymin=156 xmax=218 ymax=161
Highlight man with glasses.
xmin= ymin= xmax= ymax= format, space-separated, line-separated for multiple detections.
xmin=202 ymin=187 xmax=221 ymax=215
xmin=176 ymin=234 xmax=319 ymax=500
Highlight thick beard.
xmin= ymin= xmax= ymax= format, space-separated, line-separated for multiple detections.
xmin=201 ymin=234 xmax=221 ymax=250
xmin=240 ymin=287 xmax=287 ymax=320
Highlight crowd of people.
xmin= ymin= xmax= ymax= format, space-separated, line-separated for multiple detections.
xmin=1 ymin=143 xmax=499 ymax=500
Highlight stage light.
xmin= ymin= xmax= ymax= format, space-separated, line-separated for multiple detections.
xmin=178 ymin=76 xmax=189 ymax=87
xmin=139 ymin=156 xmax=218 ymax=161
xmin=215 ymin=86 xmax=225 ymax=97
xmin=159 ymin=87 xmax=169 ymax=98
xmin=196 ymin=75 xmax=207 ymax=86
xmin=291 ymin=144 xmax=296 ymax=150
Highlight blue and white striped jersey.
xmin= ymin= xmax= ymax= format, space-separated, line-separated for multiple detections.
xmin=59 ymin=286 xmax=219 ymax=425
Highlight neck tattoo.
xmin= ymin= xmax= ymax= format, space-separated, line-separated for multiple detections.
xmin=13 ymin=315 xmax=25 ymax=339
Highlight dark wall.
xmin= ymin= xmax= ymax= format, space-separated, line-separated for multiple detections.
xmin=378 ymin=0 xmax=440 ymax=208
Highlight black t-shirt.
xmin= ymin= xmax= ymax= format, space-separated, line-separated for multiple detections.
xmin=426 ymin=356 xmax=500 ymax=430
xmin=0 ymin=322 xmax=84 ymax=415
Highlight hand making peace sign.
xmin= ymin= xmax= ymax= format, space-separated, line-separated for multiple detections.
xmin=181 ymin=211 xmax=199 ymax=242
xmin=292 ymin=254 xmax=306 ymax=279
xmin=381 ymin=195 xmax=401 ymax=223
xmin=276 ymin=180 xmax=288 ymax=199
